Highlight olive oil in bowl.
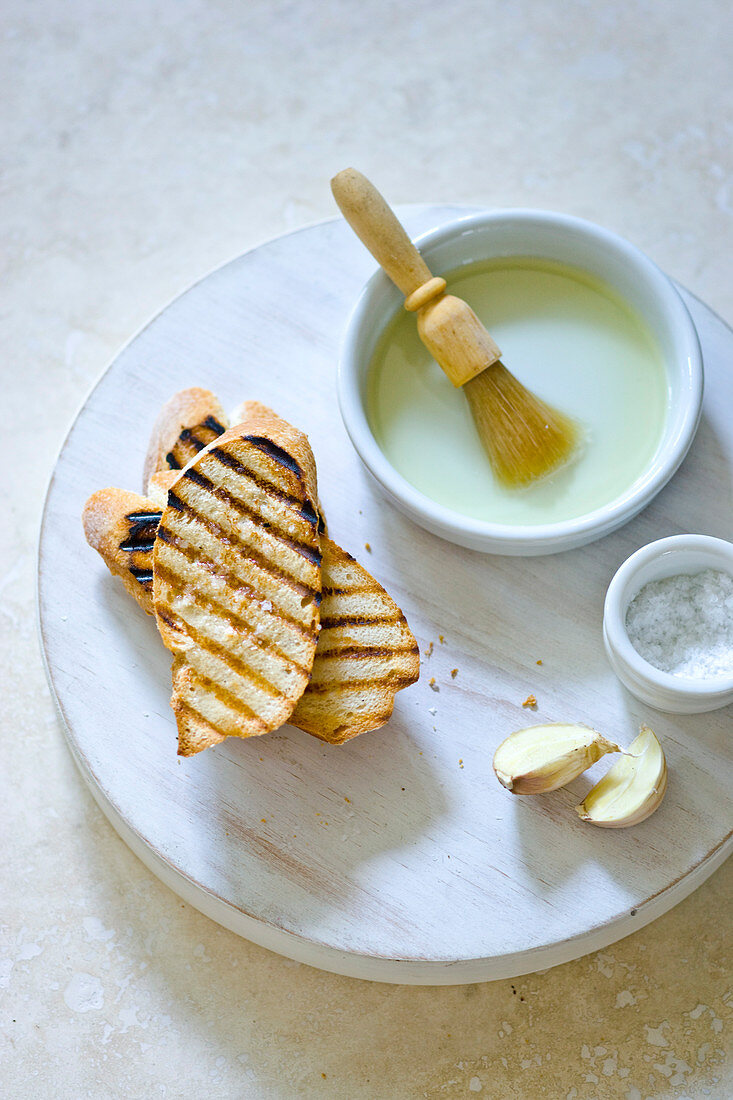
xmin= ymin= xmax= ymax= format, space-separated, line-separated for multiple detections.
xmin=366 ymin=258 xmax=668 ymax=526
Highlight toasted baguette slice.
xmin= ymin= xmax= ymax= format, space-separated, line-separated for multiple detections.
xmin=87 ymin=394 xmax=418 ymax=749
xmin=292 ymin=537 xmax=419 ymax=743
xmin=83 ymin=488 xmax=162 ymax=614
xmin=153 ymin=418 xmax=323 ymax=755
xmin=143 ymin=387 xmax=228 ymax=492
xmin=147 ymin=394 xmax=416 ymax=743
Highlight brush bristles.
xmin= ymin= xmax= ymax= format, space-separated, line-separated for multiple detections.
xmin=464 ymin=362 xmax=581 ymax=488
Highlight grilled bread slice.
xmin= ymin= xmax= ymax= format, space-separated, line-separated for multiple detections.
xmin=83 ymin=488 xmax=162 ymax=614
xmin=84 ymin=394 xmax=418 ymax=751
xmin=146 ymin=395 xmax=418 ymax=741
xmin=143 ymin=387 xmax=228 ymax=492
xmin=149 ymin=395 xmax=417 ymax=743
xmin=291 ymin=537 xmax=420 ymax=743
xmin=152 ymin=417 xmax=323 ymax=755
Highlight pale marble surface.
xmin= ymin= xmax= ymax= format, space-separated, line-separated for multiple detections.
xmin=3 ymin=1 xmax=731 ymax=1097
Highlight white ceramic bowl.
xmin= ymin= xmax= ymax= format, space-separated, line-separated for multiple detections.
xmin=337 ymin=209 xmax=703 ymax=555
xmin=603 ymin=534 xmax=733 ymax=713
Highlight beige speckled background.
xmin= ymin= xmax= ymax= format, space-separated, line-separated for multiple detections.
xmin=2 ymin=1 xmax=731 ymax=1096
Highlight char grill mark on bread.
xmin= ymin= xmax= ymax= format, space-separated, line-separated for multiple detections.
xmin=121 ymin=509 xmax=162 ymax=587
xmin=153 ymin=425 xmax=323 ymax=755
xmin=119 ymin=510 xmax=161 ymax=558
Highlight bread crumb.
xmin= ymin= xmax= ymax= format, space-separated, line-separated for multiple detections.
xmin=536 ymin=659 xmax=543 ymax=665
xmin=450 ymin=668 xmax=458 ymax=679
xmin=428 ymin=706 xmax=437 ymax=716
xmin=344 ymin=796 xmax=350 ymax=803
xmin=364 ymin=542 xmax=372 ymax=552
xmin=425 ymin=641 xmax=434 ymax=658
xmin=522 ymin=694 xmax=537 ymax=708
xmin=439 ymin=634 xmax=445 ymax=644
xmin=261 ymin=818 xmax=267 ymax=823
xmin=429 ymin=677 xmax=440 ymax=692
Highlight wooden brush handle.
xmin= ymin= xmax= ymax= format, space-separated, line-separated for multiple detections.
xmin=331 ymin=169 xmax=437 ymax=298
xmin=332 ymin=168 xmax=502 ymax=387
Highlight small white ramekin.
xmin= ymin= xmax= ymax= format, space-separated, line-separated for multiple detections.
xmin=603 ymin=534 xmax=733 ymax=713
xmin=337 ymin=209 xmax=703 ymax=555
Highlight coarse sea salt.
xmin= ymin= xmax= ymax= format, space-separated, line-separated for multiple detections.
xmin=626 ymin=568 xmax=733 ymax=678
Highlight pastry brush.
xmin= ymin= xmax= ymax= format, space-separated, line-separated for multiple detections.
xmin=331 ymin=169 xmax=581 ymax=489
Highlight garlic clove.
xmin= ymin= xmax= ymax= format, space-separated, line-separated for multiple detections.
xmin=575 ymin=725 xmax=667 ymax=828
xmin=493 ymin=723 xmax=621 ymax=795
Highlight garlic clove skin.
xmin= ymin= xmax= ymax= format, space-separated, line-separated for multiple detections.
xmin=493 ymin=723 xmax=621 ymax=795
xmin=575 ymin=725 xmax=667 ymax=827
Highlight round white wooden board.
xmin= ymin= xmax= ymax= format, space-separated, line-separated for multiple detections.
xmin=39 ymin=207 xmax=732 ymax=984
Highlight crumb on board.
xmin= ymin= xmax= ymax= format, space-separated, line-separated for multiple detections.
xmin=536 ymin=659 xmax=543 ymax=665
xmin=522 ymin=694 xmax=537 ymax=708
xmin=364 ymin=542 xmax=372 ymax=552
xmin=425 ymin=641 xmax=434 ymax=658
xmin=450 ymin=668 xmax=458 ymax=679
xmin=429 ymin=677 xmax=440 ymax=692
xmin=439 ymin=634 xmax=445 ymax=644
